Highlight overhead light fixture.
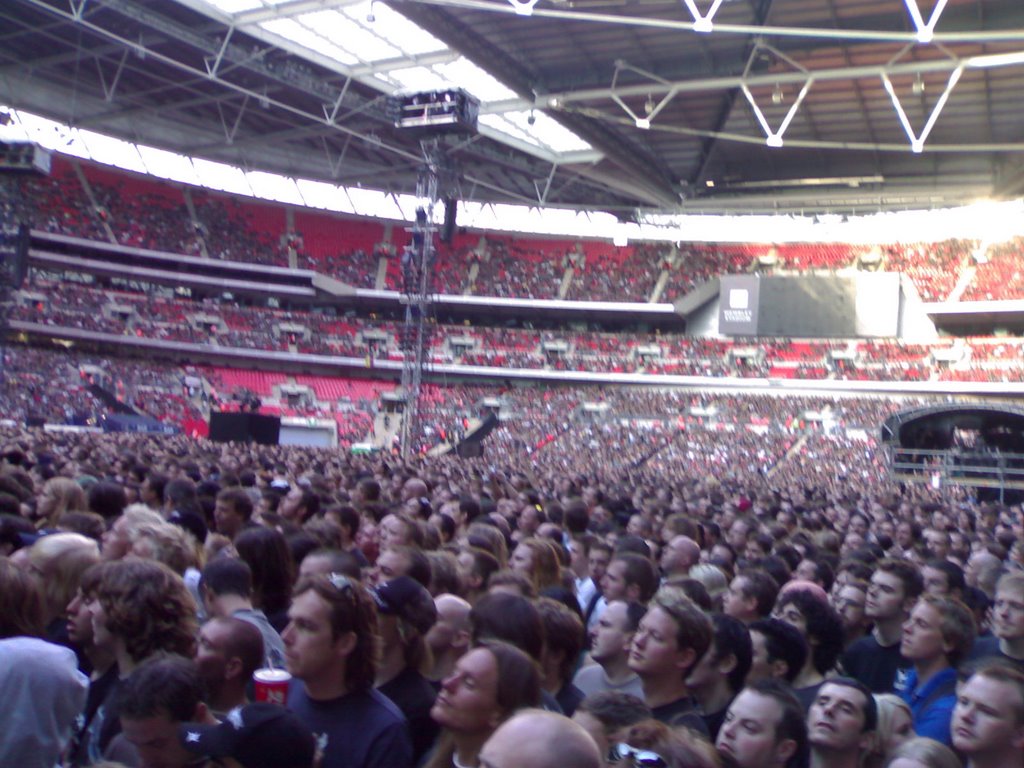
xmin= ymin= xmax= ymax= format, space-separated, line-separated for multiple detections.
xmin=912 ymin=73 xmax=925 ymax=95
xmin=771 ymin=84 xmax=783 ymax=104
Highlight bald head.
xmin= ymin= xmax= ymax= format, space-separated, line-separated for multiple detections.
xmin=479 ymin=710 xmax=601 ymax=768
xmin=403 ymin=477 xmax=429 ymax=502
xmin=426 ymin=593 xmax=472 ymax=657
xmin=661 ymin=535 xmax=701 ymax=577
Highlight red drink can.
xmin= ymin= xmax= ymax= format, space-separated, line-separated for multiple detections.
xmin=253 ymin=668 xmax=291 ymax=706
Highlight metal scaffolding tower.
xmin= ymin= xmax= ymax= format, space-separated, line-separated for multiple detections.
xmin=397 ymin=139 xmax=451 ymax=460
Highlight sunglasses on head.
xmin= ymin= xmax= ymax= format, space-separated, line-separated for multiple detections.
xmin=607 ymin=742 xmax=668 ymax=768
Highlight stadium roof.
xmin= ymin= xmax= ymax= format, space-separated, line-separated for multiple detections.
xmin=2 ymin=0 xmax=1024 ymax=217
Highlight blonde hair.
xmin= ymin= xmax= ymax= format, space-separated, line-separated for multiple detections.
xmin=883 ymin=738 xmax=960 ymax=768
xmin=866 ymin=694 xmax=914 ymax=768
xmin=38 ymin=477 xmax=88 ymax=528
xmin=130 ymin=522 xmax=200 ymax=575
xmin=28 ymin=532 xmax=100 ymax=622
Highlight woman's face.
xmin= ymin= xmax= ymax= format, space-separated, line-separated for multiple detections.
xmin=431 ymin=648 xmax=502 ymax=734
xmin=36 ymin=482 xmax=59 ymax=520
xmin=884 ymin=706 xmax=915 ymax=754
xmin=510 ymin=543 xmax=535 ymax=577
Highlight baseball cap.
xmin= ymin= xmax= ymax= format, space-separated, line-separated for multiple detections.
xmin=372 ymin=575 xmax=437 ymax=635
xmin=179 ymin=703 xmax=316 ymax=768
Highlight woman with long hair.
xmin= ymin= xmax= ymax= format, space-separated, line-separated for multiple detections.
xmin=234 ymin=525 xmax=295 ymax=632
xmin=866 ymin=694 xmax=916 ymax=768
xmin=35 ymin=476 xmax=88 ymax=529
xmin=424 ymin=640 xmax=542 ymax=768
xmin=510 ymin=537 xmax=562 ymax=593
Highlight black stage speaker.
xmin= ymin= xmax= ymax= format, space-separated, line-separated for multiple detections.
xmin=209 ymin=411 xmax=281 ymax=445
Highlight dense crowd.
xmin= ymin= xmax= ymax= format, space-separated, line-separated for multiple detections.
xmin=13 ymin=157 xmax=1023 ymax=304
xmin=19 ymin=277 xmax=1024 ymax=383
xmin=1 ymin=388 xmax=1024 ymax=768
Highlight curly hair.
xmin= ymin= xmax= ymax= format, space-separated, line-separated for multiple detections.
xmin=96 ymin=559 xmax=198 ymax=663
xmin=775 ymin=589 xmax=845 ymax=675
xmin=129 ymin=521 xmax=199 ymax=575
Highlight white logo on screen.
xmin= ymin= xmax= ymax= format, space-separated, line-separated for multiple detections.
xmin=729 ymin=289 xmax=749 ymax=310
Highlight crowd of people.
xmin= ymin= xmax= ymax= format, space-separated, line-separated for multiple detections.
xmin=1 ymin=395 xmax=1024 ymax=768
xmin=18 ymin=275 xmax=1024 ymax=383
xmin=13 ymin=156 xmax=1022 ymax=304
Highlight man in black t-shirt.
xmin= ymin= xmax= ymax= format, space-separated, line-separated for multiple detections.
xmin=628 ymin=586 xmax=711 ymax=736
xmin=840 ymin=559 xmax=922 ymax=693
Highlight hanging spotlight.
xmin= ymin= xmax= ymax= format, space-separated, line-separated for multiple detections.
xmin=771 ymin=84 xmax=784 ymax=104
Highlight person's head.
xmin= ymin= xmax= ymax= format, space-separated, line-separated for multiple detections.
xmin=129 ymin=521 xmax=199 ymax=576
xmin=201 ymin=555 xmax=254 ymax=605
xmin=951 ymin=664 xmax=1024 ymax=762
xmin=773 ymin=589 xmax=845 ymax=676
xmin=432 ymin=641 xmax=542 ymax=737
xmin=36 ymin=476 xmax=88 ymax=527
xmin=869 ymin=694 xmax=915 ymax=766
xmin=468 ymin=590 xmax=542 ymax=660
xmin=883 ymin=737 xmax=961 ymax=768
xmin=26 ymin=531 xmax=100 ymax=623
xmin=378 ymin=513 xmax=422 ymax=550
xmin=900 ymin=594 xmax=976 ymax=668
xmin=537 ymin=597 xmax=585 ymax=689
xmin=686 ymin=612 xmax=753 ymax=696
xmin=458 ymin=546 xmax=501 ymax=595
xmin=298 ymin=548 xmax=361 ymax=582
xmin=214 ymin=488 xmax=253 ymax=539
xmin=373 ymin=574 xmax=437 ymax=673
xmin=0 ymin=556 xmax=45 ymax=638
xmin=807 ymin=678 xmax=877 ymax=757
xmin=748 ymin=618 xmax=807 ymax=684
xmin=590 ymin=600 xmax=645 ymax=667
xmin=194 ymin=616 xmax=264 ymax=705
xmin=510 ymin=538 xmax=562 ymax=592
xmin=179 ymin=702 xmax=317 ymax=768
xmin=282 ymin=572 xmax=379 ymax=693
xmin=478 ymin=709 xmax=601 ymax=768
xmin=923 ymin=529 xmax=950 ymax=561
xmin=234 ymin=526 xmax=295 ymax=617
xmin=867 ymin=560 xmax=923 ymax=622
xmin=614 ymin=718 xmax=721 ymax=768
xmin=723 ymin=569 xmax=779 ymax=623
xmin=588 ymin=541 xmax=613 ymax=584
xmin=834 ymin=581 xmax=870 ymax=638
xmin=601 ymin=553 xmax=658 ymax=604
xmin=571 ymin=692 xmax=651 ymax=759
xmin=921 ymin=559 xmax=965 ymax=599
xmin=277 ymin=486 xmax=320 ymax=524
xmin=101 ymin=504 xmax=164 ymax=561
xmin=373 ymin=544 xmax=431 ymax=588
xmin=661 ymin=536 xmax=701 ymax=577
xmin=88 ymin=481 xmax=127 ymax=522
xmin=426 ymin=593 xmax=472 ymax=663
xmin=993 ymin=571 xmax=1024 ymax=644
xmin=90 ymin=559 xmax=198 ymax=663
xmin=717 ymin=679 xmax=807 ymax=768
xmin=117 ymin=654 xmax=208 ymax=768
xmin=629 ymin=586 xmax=712 ymax=682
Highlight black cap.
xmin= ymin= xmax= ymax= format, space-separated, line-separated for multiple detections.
xmin=179 ymin=703 xmax=316 ymax=768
